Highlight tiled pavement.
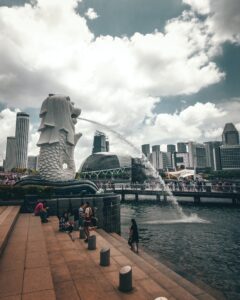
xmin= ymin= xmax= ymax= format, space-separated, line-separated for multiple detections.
xmin=0 ymin=214 xmax=218 ymax=300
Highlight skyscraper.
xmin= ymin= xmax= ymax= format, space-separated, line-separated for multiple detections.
xmin=204 ymin=141 xmax=222 ymax=170
xmin=167 ymin=144 xmax=176 ymax=153
xmin=151 ymin=145 xmax=160 ymax=170
xmin=141 ymin=144 xmax=150 ymax=158
xmin=222 ymin=123 xmax=239 ymax=145
xmin=177 ymin=142 xmax=187 ymax=153
xmin=92 ymin=131 xmax=109 ymax=154
xmin=15 ymin=112 xmax=29 ymax=169
xmin=152 ymin=145 xmax=160 ymax=152
xmin=4 ymin=137 xmax=16 ymax=171
xmin=188 ymin=142 xmax=207 ymax=169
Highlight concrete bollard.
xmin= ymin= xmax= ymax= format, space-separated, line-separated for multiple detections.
xmin=79 ymin=228 xmax=86 ymax=239
xmin=88 ymin=235 xmax=96 ymax=250
xmin=100 ymin=248 xmax=110 ymax=266
xmin=119 ymin=265 xmax=132 ymax=292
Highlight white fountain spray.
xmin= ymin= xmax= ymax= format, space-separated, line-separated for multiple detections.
xmin=78 ymin=117 xmax=208 ymax=223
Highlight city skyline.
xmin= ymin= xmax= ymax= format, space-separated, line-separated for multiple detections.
xmin=0 ymin=0 xmax=239 ymax=168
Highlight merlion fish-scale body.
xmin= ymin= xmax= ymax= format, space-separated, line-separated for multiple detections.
xmin=37 ymin=94 xmax=82 ymax=181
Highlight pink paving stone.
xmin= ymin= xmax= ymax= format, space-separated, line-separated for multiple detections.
xmin=25 ymin=251 xmax=49 ymax=269
xmin=23 ymin=267 xmax=54 ymax=294
xmin=54 ymin=281 xmax=80 ymax=300
xmin=22 ymin=290 xmax=56 ymax=300
xmin=51 ymin=264 xmax=72 ymax=283
xmin=27 ymin=240 xmax=46 ymax=253
xmin=0 ymin=270 xmax=24 ymax=298
xmin=0 ymin=295 xmax=21 ymax=300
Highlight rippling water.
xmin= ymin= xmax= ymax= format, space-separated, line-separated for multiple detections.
xmin=120 ymin=202 xmax=240 ymax=300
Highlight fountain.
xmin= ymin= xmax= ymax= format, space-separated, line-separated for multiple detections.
xmin=78 ymin=117 xmax=208 ymax=223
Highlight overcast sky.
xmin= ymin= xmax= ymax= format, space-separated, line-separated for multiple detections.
xmin=0 ymin=0 xmax=239 ymax=168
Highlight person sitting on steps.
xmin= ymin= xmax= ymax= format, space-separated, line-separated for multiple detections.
xmin=34 ymin=200 xmax=48 ymax=223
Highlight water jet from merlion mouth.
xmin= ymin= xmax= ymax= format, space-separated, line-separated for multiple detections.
xmin=78 ymin=117 xmax=210 ymax=224
xmin=78 ymin=117 xmax=194 ymax=220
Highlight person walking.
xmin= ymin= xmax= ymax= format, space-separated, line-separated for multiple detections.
xmin=129 ymin=219 xmax=139 ymax=253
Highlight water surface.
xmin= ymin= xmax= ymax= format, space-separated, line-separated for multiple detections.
xmin=121 ymin=203 xmax=240 ymax=300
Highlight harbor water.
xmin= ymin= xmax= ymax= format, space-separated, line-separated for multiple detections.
xmin=121 ymin=202 xmax=240 ymax=300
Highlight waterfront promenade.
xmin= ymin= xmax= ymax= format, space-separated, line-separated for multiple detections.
xmin=0 ymin=208 xmax=219 ymax=300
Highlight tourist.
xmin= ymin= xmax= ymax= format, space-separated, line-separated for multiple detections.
xmin=129 ymin=219 xmax=139 ymax=253
xmin=59 ymin=212 xmax=74 ymax=233
xmin=83 ymin=202 xmax=93 ymax=243
xmin=34 ymin=200 xmax=48 ymax=223
xmin=78 ymin=202 xmax=85 ymax=229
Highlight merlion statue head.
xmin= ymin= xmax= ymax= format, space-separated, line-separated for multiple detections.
xmin=37 ymin=94 xmax=81 ymax=146
xmin=37 ymin=94 xmax=82 ymax=181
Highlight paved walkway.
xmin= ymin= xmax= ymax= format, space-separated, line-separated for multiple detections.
xmin=0 ymin=214 xmax=219 ymax=300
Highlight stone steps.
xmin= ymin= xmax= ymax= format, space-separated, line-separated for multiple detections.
xmin=0 ymin=205 xmax=20 ymax=257
xmin=43 ymin=217 xmax=177 ymax=300
xmin=97 ymin=229 xmax=217 ymax=300
xmin=0 ymin=213 xmax=56 ymax=300
xmin=109 ymin=232 xmax=225 ymax=300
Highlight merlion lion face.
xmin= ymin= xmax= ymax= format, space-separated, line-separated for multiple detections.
xmin=37 ymin=94 xmax=82 ymax=182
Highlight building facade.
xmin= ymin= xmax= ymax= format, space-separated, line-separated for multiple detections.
xmin=173 ymin=152 xmax=190 ymax=169
xmin=167 ymin=144 xmax=176 ymax=153
xmin=4 ymin=137 xmax=16 ymax=172
xmin=92 ymin=131 xmax=109 ymax=154
xmin=177 ymin=142 xmax=187 ymax=153
xmin=219 ymin=145 xmax=240 ymax=170
xmin=204 ymin=141 xmax=222 ymax=170
xmin=141 ymin=144 xmax=150 ymax=158
xmin=15 ymin=112 xmax=29 ymax=169
xmin=188 ymin=142 xmax=207 ymax=169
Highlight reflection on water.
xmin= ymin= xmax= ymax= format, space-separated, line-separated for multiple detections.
xmin=121 ymin=203 xmax=240 ymax=300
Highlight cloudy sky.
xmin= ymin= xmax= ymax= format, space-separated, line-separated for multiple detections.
xmin=0 ymin=0 xmax=239 ymax=168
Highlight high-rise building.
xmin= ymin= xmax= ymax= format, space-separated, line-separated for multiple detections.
xmin=188 ymin=142 xmax=207 ymax=169
xmin=204 ymin=141 xmax=222 ymax=170
xmin=151 ymin=145 xmax=160 ymax=170
xmin=177 ymin=142 xmax=187 ymax=153
xmin=15 ymin=112 xmax=29 ymax=169
xmin=152 ymin=145 xmax=160 ymax=152
xmin=220 ymin=145 xmax=240 ymax=170
xmin=141 ymin=144 xmax=150 ymax=158
xmin=92 ymin=131 xmax=109 ymax=154
xmin=222 ymin=123 xmax=239 ymax=145
xmin=4 ymin=137 xmax=16 ymax=171
xmin=167 ymin=144 xmax=176 ymax=153
xmin=27 ymin=156 xmax=39 ymax=171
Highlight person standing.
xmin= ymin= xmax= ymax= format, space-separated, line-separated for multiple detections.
xmin=83 ymin=202 xmax=92 ymax=243
xmin=129 ymin=219 xmax=139 ymax=253
xmin=78 ymin=202 xmax=85 ymax=229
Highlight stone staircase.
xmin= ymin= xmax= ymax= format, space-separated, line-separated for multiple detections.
xmin=0 ymin=213 xmax=221 ymax=300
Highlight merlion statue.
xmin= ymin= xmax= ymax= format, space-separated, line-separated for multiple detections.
xmin=37 ymin=94 xmax=82 ymax=181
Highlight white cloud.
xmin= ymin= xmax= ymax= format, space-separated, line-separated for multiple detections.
xmin=85 ymin=8 xmax=99 ymax=20
xmin=183 ymin=0 xmax=240 ymax=43
xmin=0 ymin=0 xmax=224 ymax=112
xmin=183 ymin=0 xmax=210 ymax=15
